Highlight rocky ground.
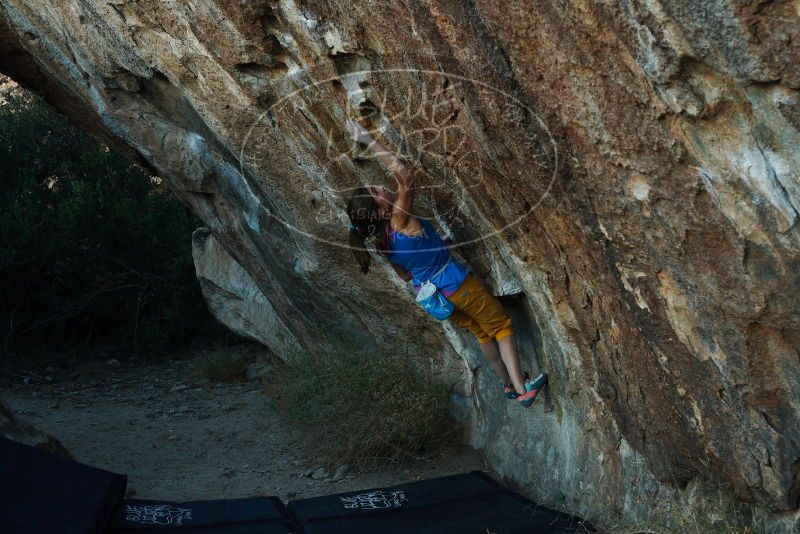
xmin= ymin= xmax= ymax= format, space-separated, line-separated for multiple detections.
xmin=1 ymin=347 xmax=485 ymax=503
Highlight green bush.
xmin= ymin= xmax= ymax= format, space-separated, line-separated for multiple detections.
xmin=271 ymin=341 xmax=459 ymax=470
xmin=0 ymin=82 xmax=231 ymax=367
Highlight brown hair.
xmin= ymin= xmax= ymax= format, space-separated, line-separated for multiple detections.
xmin=347 ymin=186 xmax=390 ymax=274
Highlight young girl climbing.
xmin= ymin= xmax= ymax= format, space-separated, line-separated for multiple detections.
xmin=344 ymin=118 xmax=548 ymax=407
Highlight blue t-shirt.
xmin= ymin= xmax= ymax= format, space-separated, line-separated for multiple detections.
xmin=385 ymin=219 xmax=469 ymax=293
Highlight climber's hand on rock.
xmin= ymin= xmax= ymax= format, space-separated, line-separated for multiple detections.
xmin=345 ymin=118 xmax=373 ymax=146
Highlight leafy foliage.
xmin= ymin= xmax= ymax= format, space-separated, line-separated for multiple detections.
xmin=0 ymin=84 xmax=230 ymax=367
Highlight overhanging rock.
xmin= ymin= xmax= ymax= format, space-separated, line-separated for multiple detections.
xmin=1 ymin=0 xmax=798 ymax=524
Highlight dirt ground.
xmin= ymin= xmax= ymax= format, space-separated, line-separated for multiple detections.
xmin=1 ymin=347 xmax=486 ymax=503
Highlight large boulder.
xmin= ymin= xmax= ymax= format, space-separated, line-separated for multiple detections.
xmin=0 ymin=0 xmax=797 ymax=525
xmin=0 ymin=399 xmax=71 ymax=459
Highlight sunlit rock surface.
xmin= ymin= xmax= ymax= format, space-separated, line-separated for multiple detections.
xmin=1 ymin=0 xmax=798 ymax=524
xmin=192 ymin=227 xmax=302 ymax=353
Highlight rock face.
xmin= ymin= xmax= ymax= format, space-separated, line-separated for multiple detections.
xmin=192 ymin=227 xmax=301 ymax=354
xmin=1 ymin=0 xmax=798 ymax=524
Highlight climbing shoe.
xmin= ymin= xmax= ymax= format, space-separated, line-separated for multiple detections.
xmin=502 ymin=372 xmax=529 ymax=399
xmin=517 ymin=372 xmax=548 ymax=408
xmin=502 ymin=382 xmax=518 ymax=399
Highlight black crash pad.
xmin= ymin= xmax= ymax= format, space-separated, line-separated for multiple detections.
xmin=287 ymin=471 xmax=590 ymax=533
xmin=0 ymin=436 xmax=127 ymax=534
xmin=114 ymin=497 xmax=297 ymax=533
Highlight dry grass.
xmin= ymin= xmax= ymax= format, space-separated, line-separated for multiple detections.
xmin=269 ymin=340 xmax=459 ymax=470
xmin=190 ymin=351 xmax=250 ymax=383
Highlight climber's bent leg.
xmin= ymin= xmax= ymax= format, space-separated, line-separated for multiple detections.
xmin=479 ymin=338 xmax=511 ymax=385
xmin=497 ymin=335 xmax=527 ymax=395
xmin=449 ymin=273 xmax=529 ymax=393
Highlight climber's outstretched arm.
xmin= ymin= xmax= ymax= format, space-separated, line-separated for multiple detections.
xmin=345 ymin=119 xmax=415 ymax=227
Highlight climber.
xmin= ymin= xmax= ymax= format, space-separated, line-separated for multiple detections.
xmin=344 ymin=118 xmax=548 ymax=407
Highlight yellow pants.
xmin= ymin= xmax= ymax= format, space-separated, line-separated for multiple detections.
xmin=447 ymin=272 xmax=514 ymax=344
